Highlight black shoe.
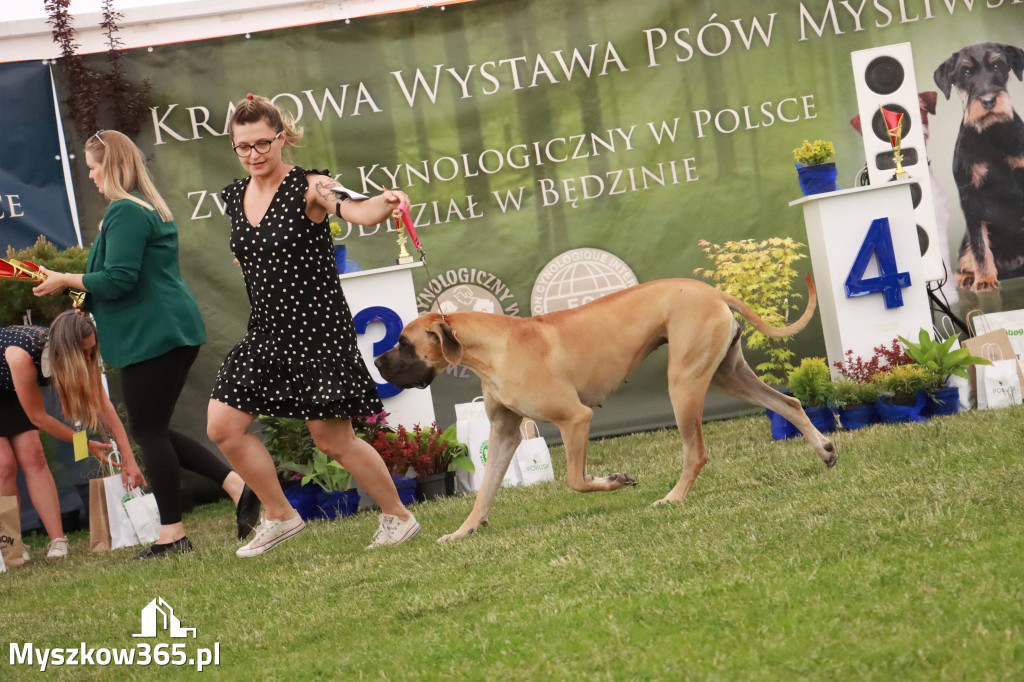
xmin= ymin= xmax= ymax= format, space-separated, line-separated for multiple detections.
xmin=236 ymin=485 xmax=261 ymax=540
xmin=134 ymin=537 xmax=194 ymax=561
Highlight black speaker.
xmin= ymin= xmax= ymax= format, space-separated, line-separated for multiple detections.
xmin=851 ymin=43 xmax=943 ymax=282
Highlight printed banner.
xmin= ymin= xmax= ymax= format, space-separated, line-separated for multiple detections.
xmin=55 ymin=0 xmax=1024 ymax=438
xmin=0 ymin=60 xmax=77 ymax=251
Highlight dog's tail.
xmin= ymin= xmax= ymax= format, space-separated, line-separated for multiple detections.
xmin=721 ymin=273 xmax=817 ymax=338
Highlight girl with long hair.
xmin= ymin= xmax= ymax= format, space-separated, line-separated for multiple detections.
xmin=34 ymin=130 xmax=260 ymax=560
xmin=206 ymin=94 xmax=418 ymax=557
xmin=1 ymin=311 xmax=142 ymax=560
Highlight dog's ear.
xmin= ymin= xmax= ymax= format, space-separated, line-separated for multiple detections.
xmin=427 ymin=321 xmax=463 ymax=366
xmin=1002 ymin=44 xmax=1024 ymax=81
xmin=933 ymin=54 xmax=958 ymax=99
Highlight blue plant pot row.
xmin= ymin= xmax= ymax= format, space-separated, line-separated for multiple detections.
xmin=283 ymin=484 xmax=359 ymax=521
xmin=767 ymin=386 xmax=960 ymax=440
xmin=283 ymin=475 xmax=420 ymax=521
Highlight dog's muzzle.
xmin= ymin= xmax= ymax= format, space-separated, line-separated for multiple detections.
xmin=374 ymin=352 xmax=437 ymax=390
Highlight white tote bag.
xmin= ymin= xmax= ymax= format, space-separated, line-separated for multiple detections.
xmin=514 ymin=420 xmax=555 ymax=486
xmin=976 ymin=345 xmax=1023 ymax=410
xmin=98 ymin=449 xmax=144 ymax=550
xmin=124 ymin=491 xmax=161 ymax=545
xmin=103 ymin=475 xmax=142 ymax=550
xmin=454 ymin=397 xmax=523 ymax=493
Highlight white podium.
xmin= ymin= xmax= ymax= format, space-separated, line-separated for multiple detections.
xmin=790 ymin=181 xmax=932 ymax=376
xmin=339 ymin=262 xmax=435 ymax=430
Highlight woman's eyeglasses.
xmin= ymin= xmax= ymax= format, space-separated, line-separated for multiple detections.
xmin=92 ymin=130 xmax=107 ymax=147
xmin=232 ymin=133 xmax=282 ymax=157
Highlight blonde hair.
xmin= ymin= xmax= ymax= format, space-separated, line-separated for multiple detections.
xmin=85 ymin=130 xmax=173 ymax=222
xmin=48 ymin=311 xmax=105 ymax=431
xmin=228 ymin=94 xmax=304 ymax=147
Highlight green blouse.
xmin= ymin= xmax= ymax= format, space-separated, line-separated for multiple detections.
xmin=82 ymin=198 xmax=206 ymax=369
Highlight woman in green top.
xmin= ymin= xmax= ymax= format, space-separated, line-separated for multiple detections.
xmin=35 ymin=130 xmax=259 ymax=560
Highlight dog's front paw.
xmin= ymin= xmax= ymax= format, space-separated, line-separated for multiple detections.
xmin=437 ymin=526 xmax=477 ymax=543
xmin=957 ymin=272 xmax=975 ymax=289
xmin=607 ymin=472 xmax=637 ymax=488
xmin=973 ymin=276 xmax=1001 ymax=293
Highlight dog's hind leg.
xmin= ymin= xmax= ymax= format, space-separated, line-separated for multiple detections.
xmin=438 ymin=403 xmax=523 ymax=542
xmin=711 ymin=341 xmax=837 ymax=468
xmin=654 ymin=386 xmax=710 ymax=505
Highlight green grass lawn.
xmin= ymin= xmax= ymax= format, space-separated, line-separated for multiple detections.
xmin=4 ymin=406 xmax=1024 ymax=680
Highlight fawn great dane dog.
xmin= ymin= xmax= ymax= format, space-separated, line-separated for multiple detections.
xmin=374 ymin=274 xmax=836 ymax=541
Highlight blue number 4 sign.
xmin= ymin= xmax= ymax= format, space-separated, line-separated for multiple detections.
xmin=845 ymin=217 xmax=911 ymax=309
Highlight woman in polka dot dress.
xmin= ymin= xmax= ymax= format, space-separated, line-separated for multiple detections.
xmin=208 ymin=94 xmax=419 ymax=557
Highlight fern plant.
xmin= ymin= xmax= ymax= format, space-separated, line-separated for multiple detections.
xmin=694 ymin=237 xmax=808 ymax=385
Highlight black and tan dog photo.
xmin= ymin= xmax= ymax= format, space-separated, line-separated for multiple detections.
xmin=376 ymin=276 xmax=836 ymax=542
xmin=933 ymin=41 xmax=1024 ymax=293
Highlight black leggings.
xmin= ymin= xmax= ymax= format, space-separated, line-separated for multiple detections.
xmin=120 ymin=345 xmax=232 ymax=526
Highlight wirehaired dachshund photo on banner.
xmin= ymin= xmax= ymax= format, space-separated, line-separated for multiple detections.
xmin=934 ymin=42 xmax=1024 ymax=293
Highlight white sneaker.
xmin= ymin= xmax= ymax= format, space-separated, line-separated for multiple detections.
xmin=236 ymin=514 xmax=305 ymax=558
xmin=22 ymin=546 xmax=30 ymax=563
xmin=46 ymin=537 xmax=69 ymax=559
xmin=365 ymin=513 xmax=420 ymax=549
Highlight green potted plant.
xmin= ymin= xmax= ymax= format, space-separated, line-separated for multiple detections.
xmin=792 ymin=139 xmax=838 ymax=196
xmin=898 ymin=329 xmax=990 ymax=417
xmin=407 ymin=423 xmax=474 ymax=501
xmin=871 ymin=364 xmax=931 ymax=423
xmin=278 ymin=450 xmax=357 ymax=520
xmin=786 ymin=357 xmax=837 ymax=434
xmin=694 ymin=237 xmax=808 ymax=387
xmin=825 ymin=378 xmax=882 ymax=430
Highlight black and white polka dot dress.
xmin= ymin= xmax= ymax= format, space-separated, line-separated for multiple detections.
xmin=0 ymin=325 xmax=47 ymax=437
xmin=211 ymin=166 xmax=384 ymax=421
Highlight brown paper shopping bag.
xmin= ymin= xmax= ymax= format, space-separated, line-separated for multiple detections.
xmin=0 ymin=495 xmax=26 ymax=567
xmin=88 ymin=478 xmax=112 ymax=553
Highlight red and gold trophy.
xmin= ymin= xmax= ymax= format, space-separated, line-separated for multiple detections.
xmin=0 ymin=258 xmax=85 ymax=306
xmin=879 ymin=105 xmax=908 ymax=180
xmin=391 ymin=204 xmax=421 ymax=266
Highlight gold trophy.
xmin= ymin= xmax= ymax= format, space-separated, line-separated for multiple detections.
xmin=0 ymin=258 xmax=86 ymax=306
xmin=393 ymin=214 xmax=415 ymax=265
xmin=879 ymin=105 xmax=908 ymax=180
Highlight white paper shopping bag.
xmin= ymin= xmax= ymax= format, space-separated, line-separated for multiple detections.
xmin=124 ymin=492 xmax=161 ymax=545
xmin=454 ymin=397 xmax=523 ymax=493
xmin=514 ymin=420 xmax=555 ymax=486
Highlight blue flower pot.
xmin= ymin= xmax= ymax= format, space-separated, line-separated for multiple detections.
xmin=796 ymin=162 xmax=838 ymax=196
xmin=924 ymin=386 xmax=959 ymax=418
xmin=836 ymin=403 xmax=880 ymax=430
xmin=876 ymin=391 xmax=928 ymax=424
xmin=333 ymin=244 xmax=348 ymax=273
xmin=283 ymin=483 xmax=322 ymax=521
xmin=316 ymin=489 xmax=360 ymax=520
xmin=392 ymin=475 xmax=417 ymax=506
xmin=766 ymin=407 xmax=800 ymax=440
xmin=804 ymin=404 xmax=837 ymax=434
